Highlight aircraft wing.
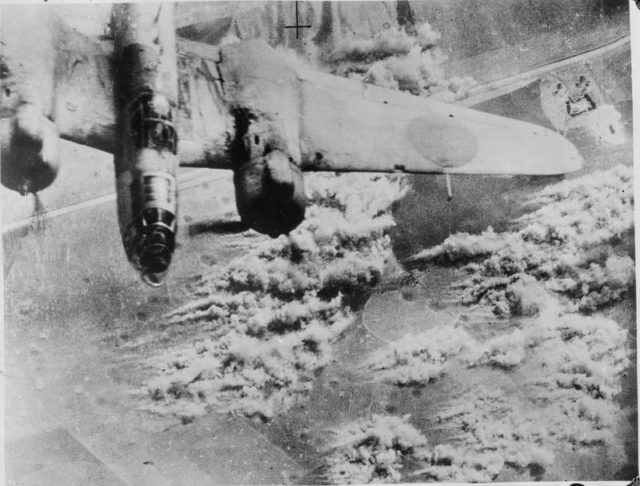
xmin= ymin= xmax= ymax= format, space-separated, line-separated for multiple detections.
xmin=294 ymin=66 xmax=582 ymax=175
xmin=3 ymin=13 xmax=582 ymax=176
xmin=215 ymin=40 xmax=583 ymax=176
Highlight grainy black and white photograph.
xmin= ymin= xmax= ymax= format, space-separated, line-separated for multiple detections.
xmin=1 ymin=0 xmax=637 ymax=484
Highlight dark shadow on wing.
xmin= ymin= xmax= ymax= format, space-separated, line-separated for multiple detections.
xmin=177 ymin=18 xmax=233 ymax=45
xmin=187 ymin=220 xmax=249 ymax=236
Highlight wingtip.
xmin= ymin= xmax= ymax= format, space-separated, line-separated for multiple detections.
xmin=557 ymin=134 xmax=584 ymax=175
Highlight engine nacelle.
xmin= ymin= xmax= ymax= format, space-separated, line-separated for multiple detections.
xmin=234 ymin=150 xmax=306 ymax=237
xmin=0 ymin=104 xmax=60 ymax=195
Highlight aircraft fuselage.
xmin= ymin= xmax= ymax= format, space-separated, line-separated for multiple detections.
xmin=111 ymin=3 xmax=180 ymax=286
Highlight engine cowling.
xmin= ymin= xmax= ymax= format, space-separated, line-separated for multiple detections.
xmin=234 ymin=149 xmax=306 ymax=237
xmin=0 ymin=103 xmax=60 ymax=195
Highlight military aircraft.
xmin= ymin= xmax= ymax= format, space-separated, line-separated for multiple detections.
xmin=0 ymin=3 xmax=583 ymax=286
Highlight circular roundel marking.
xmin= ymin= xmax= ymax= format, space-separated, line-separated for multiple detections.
xmin=407 ymin=115 xmax=477 ymax=168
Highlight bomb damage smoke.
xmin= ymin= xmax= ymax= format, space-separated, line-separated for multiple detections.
xmin=140 ymin=21 xmax=634 ymax=483
xmin=322 ymin=21 xmax=476 ymax=101
xmin=145 ymin=172 xmax=408 ymax=420
xmin=410 ymin=165 xmax=634 ymax=314
xmin=325 ymin=165 xmax=633 ymax=483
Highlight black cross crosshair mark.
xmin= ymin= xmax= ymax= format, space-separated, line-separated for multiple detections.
xmin=284 ymin=1 xmax=311 ymax=39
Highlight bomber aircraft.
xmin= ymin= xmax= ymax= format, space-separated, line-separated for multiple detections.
xmin=0 ymin=3 xmax=583 ymax=286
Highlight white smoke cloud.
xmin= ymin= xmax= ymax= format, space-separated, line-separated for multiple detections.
xmin=143 ymin=174 xmax=407 ymax=422
xmin=323 ymin=22 xmax=474 ymax=101
xmin=323 ymin=414 xmax=430 ymax=484
xmin=410 ymin=165 xmax=634 ymax=314
xmin=355 ymin=222 xmax=631 ymax=481
xmin=582 ymin=104 xmax=626 ymax=145
xmin=350 ymin=164 xmax=634 ymax=481
xmin=415 ymin=387 xmax=555 ymax=481
xmin=389 ymin=313 xmax=628 ymax=482
xmin=326 ymin=24 xmax=437 ymax=65
xmin=365 ymin=326 xmax=475 ymax=385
